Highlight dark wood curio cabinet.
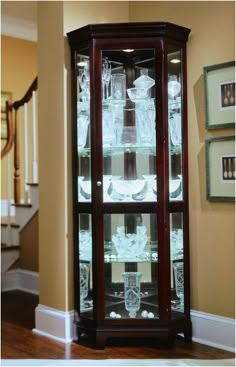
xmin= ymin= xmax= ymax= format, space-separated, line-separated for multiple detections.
xmin=67 ymin=22 xmax=192 ymax=349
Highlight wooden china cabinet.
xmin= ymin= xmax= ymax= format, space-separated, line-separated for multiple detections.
xmin=67 ymin=22 xmax=192 ymax=349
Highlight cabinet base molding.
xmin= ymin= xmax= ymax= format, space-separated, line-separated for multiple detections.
xmin=33 ymin=304 xmax=77 ymax=344
xmin=191 ymin=310 xmax=235 ymax=353
xmin=33 ymin=305 xmax=234 ymax=351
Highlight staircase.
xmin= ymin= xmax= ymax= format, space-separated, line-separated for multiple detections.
xmin=1 ymin=78 xmax=39 ymax=293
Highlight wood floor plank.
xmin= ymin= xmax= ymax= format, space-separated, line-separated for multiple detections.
xmin=1 ymin=291 xmax=235 ymax=360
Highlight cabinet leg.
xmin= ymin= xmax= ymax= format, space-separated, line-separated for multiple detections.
xmin=184 ymin=326 xmax=192 ymax=343
xmin=92 ymin=333 xmax=106 ymax=350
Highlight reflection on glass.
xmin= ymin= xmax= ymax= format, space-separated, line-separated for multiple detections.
xmin=77 ymin=114 xmax=89 ymax=148
xmin=173 ymin=262 xmax=184 ymax=311
xmin=168 ymin=46 xmax=182 ymax=201
xmin=170 ymin=212 xmax=184 ymax=314
xmin=80 ymin=263 xmax=89 ymax=310
xmin=79 ymin=214 xmax=93 ymax=316
xmin=79 ymin=230 xmax=92 ymax=261
xmin=77 ymin=52 xmax=91 ymax=203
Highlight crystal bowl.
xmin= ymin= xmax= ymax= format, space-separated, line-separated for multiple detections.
xmin=108 ymin=179 xmax=147 ymax=201
xmin=112 ymin=226 xmax=147 ymax=260
xmin=127 ymin=87 xmax=148 ymax=102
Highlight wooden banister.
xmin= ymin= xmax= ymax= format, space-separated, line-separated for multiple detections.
xmin=1 ymin=100 xmax=15 ymax=159
xmin=13 ymin=77 xmax=38 ymax=110
xmin=1 ymin=77 xmax=38 ymax=204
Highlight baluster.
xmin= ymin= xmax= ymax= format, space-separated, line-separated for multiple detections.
xmin=14 ymin=109 xmax=21 ymax=204
xmin=6 ymin=152 xmax=12 ymax=246
xmin=32 ymin=91 xmax=38 ymax=182
xmin=24 ymin=102 xmax=29 ymax=203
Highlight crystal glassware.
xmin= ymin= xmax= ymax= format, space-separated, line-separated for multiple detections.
xmin=122 ymin=272 xmax=143 ymax=318
xmin=168 ymin=75 xmax=181 ymax=99
xmin=135 ymin=99 xmax=156 ymax=145
xmin=127 ymin=87 xmax=148 ymax=103
xmin=80 ymin=263 xmax=89 ymax=310
xmin=173 ymin=262 xmax=184 ymax=310
xmin=102 ymin=106 xmax=116 ymax=146
xmin=133 ymin=69 xmax=155 ymax=90
xmin=112 ymin=225 xmax=147 ymax=260
xmin=102 ymin=58 xmax=111 ymax=100
xmin=111 ymin=73 xmax=126 ymax=102
xmin=79 ymin=229 xmax=92 ymax=261
xmin=77 ymin=113 xmax=89 ymax=148
xmin=109 ymin=178 xmax=147 ymax=201
xmin=169 ymin=113 xmax=181 ymax=146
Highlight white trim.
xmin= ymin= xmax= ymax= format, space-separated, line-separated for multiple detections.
xmin=191 ymin=310 xmax=235 ymax=353
xmin=1 ymin=200 xmax=16 ymax=217
xmin=33 ymin=304 xmax=77 ymax=344
xmin=1 ymin=269 xmax=39 ymax=295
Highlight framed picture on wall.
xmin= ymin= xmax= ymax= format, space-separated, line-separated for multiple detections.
xmin=205 ymin=135 xmax=235 ymax=201
xmin=203 ymin=61 xmax=235 ymax=129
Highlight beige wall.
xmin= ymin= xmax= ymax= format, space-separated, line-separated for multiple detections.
xmin=64 ymin=1 xmax=129 ymax=33
xmin=37 ymin=1 xmax=130 ymax=311
xmin=129 ymin=1 xmax=235 ymax=318
xmin=1 ymin=35 xmax=37 ymax=200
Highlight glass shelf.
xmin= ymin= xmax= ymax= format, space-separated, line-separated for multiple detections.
xmin=104 ymin=241 xmax=158 ymax=263
xmin=78 ymin=144 xmax=182 ymax=157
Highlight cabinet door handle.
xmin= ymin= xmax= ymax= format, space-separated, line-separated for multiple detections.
xmin=97 ymin=181 xmax=102 ymax=187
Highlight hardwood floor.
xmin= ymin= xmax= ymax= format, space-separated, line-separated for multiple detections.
xmin=1 ymin=291 xmax=235 ymax=360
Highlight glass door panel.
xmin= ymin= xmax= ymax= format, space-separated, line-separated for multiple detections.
xmin=101 ymin=49 xmax=157 ymax=203
xmin=78 ymin=213 xmax=93 ymax=318
xmin=170 ymin=212 xmax=184 ymax=315
xmin=104 ymin=213 xmax=159 ymax=319
xmin=168 ymin=46 xmax=183 ymax=201
xmin=77 ymin=50 xmax=91 ymax=202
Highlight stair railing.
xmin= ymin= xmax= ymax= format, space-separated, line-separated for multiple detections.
xmin=1 ymin=77 xmax=38 ymax=208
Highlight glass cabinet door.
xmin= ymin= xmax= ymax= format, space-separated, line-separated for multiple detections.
xmin=104 ymin=213 xmax=158 ymax=319
xmin=100 ymin=48 xmax=157 ymax=203
xmin=168 ymin=45 xmax=183 ymax=201
xmin=77 ymin=50 xmax=91 ymax=203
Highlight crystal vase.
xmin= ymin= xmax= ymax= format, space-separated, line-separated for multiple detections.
xmin=80 ymin=263 xmax=89 ymax=310
xmin=122 ymin=272 xmax=143 ymax=318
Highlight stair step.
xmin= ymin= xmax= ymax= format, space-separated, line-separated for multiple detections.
xmin=1 ymin=223 xmax=20 ymax=228
xmin=12 ymin=203 xmax=32 ymax=208
xmin=27 ymin=182 xmax=39 ymax=186
xmin=1 ymin=244 xmax=20 ymax=251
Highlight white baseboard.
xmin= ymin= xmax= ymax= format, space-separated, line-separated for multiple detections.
xmin=1 ymin=199 xmax=16 ymax=217
xmin=1 ymin=270 xmax=235 ymax=351
xmin=33 ymin=304 xmax=77 ymax=343
xmin=1 ymin=268 xmax=39 ymax=295
xmin=191 ymin=310 xmax=235 ymax=353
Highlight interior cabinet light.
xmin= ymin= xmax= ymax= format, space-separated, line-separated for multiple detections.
xmin=170 ymin=58 xmax=181 ymax=64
